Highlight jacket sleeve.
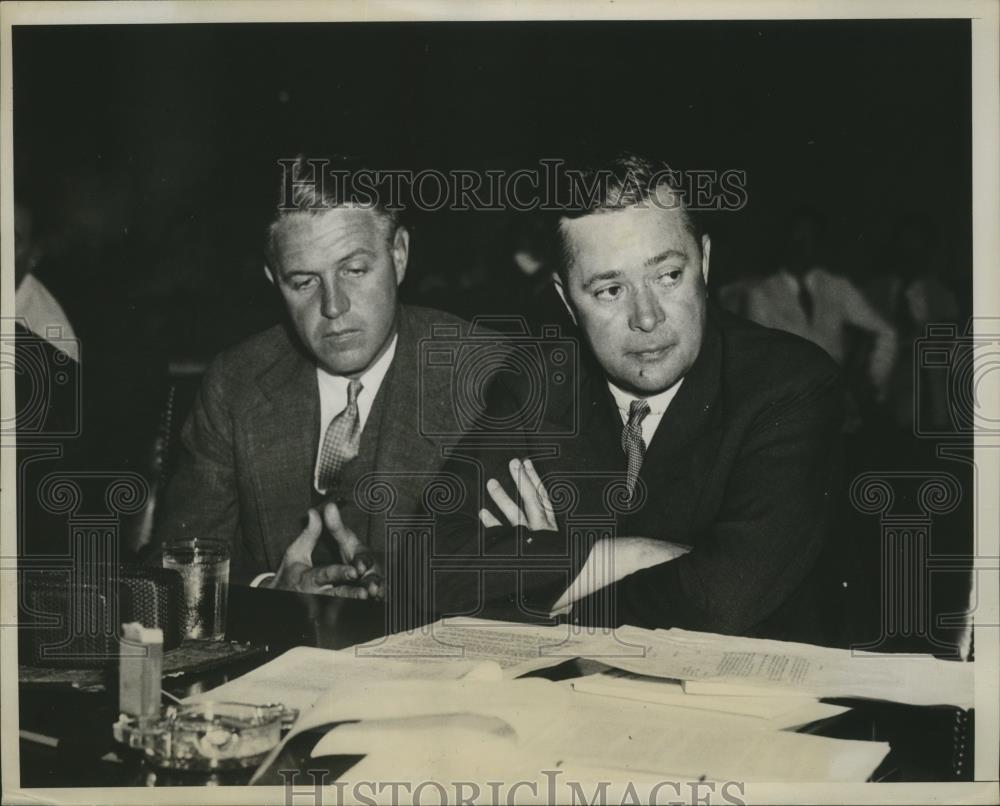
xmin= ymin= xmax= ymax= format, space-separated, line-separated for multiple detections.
xmin=152 ymin=358 xmax=252 ymax=582
xmin=598 ymin=365 xmax=844 ymax=634
xmin=421 ymin=374 xmax=579 ymax=624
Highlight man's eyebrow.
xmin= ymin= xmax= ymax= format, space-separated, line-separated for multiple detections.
xmin=643 ymin=249 xmax=688 ymax=268
xmin=581 ymin=270 xmax=624 ymax=291
xmin=336 ymin=247 xmax=376 ymax=264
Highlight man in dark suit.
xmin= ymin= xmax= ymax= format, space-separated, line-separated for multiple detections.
xmin=156 ymin=156 xmax=471 ymax=596
xmin=428 ymin=153 xmax=844 ymax=642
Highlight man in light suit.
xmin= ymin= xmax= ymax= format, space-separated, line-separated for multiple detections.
xmin=429 ymin=153 xmax=845 ymax=643
xmin=156 ymin=157 xmax=471 ymax=597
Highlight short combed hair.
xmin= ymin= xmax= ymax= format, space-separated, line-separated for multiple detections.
xmin=264 ymin=154 xmax=402 ymax=267
xmin=553 ymin=151 xmax=703 ymax=282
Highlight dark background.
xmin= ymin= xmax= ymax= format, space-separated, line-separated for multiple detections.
xmin=14 ymin=20 xmax=971 ymax=359
xmin=13 ymin=20 xmax=974 ymax=654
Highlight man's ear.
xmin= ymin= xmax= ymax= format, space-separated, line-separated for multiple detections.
xmin=552 ymin=272 xmax=578 ymax=325
xmin=700 ymin=234 xmax=712 ymax=286
xmin=264 ymin=263 xmax=276 ymax=286
xmin=392 ymin=225 xmax=410 ymax=286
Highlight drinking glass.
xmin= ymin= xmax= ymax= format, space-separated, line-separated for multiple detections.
xmin=163 ymin=539 xmax=230 ymax=641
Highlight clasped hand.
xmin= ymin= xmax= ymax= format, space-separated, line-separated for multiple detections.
xmin=264 ymin=502 xmax=384 ymax=599
xmin=479 ymin=458 xmax=691 ymax=615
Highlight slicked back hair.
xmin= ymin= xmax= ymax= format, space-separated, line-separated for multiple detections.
xmin=553 ymin=152 xmax=702 ymax=284
xmin=264 ymin=154 xmax=402 ymax=269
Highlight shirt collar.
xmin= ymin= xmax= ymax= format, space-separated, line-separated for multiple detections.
xmin=316 ymin=332 xmax=398 ymax=395
xmin=606 ymin=376 xmax=684 ymax=418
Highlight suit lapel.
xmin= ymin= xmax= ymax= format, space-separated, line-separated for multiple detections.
xmin=642 ymin=310 xmax=724 ymax=480
xmin=248 ymin=328 xmax=320 ymax=568
xmin=395 ymin=306 xmax=457 ymax=444
xmin=576 ymin=365 xmax=626 ymax=469
xmin=372 ymin=307 xmax=449 ymax=516
xmin=628 ymin=311 xmax=724 ymax=538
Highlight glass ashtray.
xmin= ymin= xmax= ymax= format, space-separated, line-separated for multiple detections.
xmin=113 ymin=701 xmax=296 ymax=770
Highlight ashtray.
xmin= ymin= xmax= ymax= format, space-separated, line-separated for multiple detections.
xmin=113 ymin=701 xmax=297 ymax=770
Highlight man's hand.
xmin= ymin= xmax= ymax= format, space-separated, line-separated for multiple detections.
xmin=263 ymin=509 xmax=367 ymax=596
xmin=551 ymin=537 xmax=691 ymax=616
xmin=478 ymin=459 xmax=689 ymax=617
xmin=263 ymin=505 xmax=384 ymax=599
xmin=322 ymin=502 xmax=385 ymax=600
xmin=479 ymin=458 xmax=557 ymax=532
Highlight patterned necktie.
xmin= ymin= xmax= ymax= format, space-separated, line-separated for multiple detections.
xmin=316 ymin=379 xmax=363 ymax=493
xmin=621 ymin=399 xmax=650 ymax=499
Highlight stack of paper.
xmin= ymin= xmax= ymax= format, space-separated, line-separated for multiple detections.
xmin=252 ymin=678 xmax=569 ymax=785
xmin=570 ymin=669 xmax=849 ymax=730
xmin=184 ymin=645 xmax=502 ymax=714
xmin=353 ymin=618 xmax=623 ymax=676
xmin=352 ymin=618 xmax=973 ymax=708
xmin=579 ymin=627 xmax=975 ymax=708
xmin=525 ymin=691 xmax=889 ymax=783
xmin=181 ymin=617 xmax=977 ymax=786
xmin=249 ymin=674 xmax=888 ymax=785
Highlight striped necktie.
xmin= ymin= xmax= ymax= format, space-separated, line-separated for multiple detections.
xmin=621 ymin=399 xmax=650 ymax=499
xmin=316 ymin=379 xmax=363 ymax=493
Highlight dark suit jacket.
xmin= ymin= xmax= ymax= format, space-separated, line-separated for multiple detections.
xmin=155 ymin=305 xmax=474 ymax=584
xmin=426 ymin=306 xmax=845 ymax=643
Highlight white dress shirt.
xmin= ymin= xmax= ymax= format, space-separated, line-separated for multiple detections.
xmin=313 ymin=333 xmax=398 ymax=492
xmin=15 ymin=274 xmax=80 ymax=361
xmin=607 ymin=378 xmax=685 ymax=448
xmin=742 ymin=267 xmax=897 ymax=393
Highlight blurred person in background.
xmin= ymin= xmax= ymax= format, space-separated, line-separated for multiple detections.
xmin=14 ymin=199 xmax=79 ymax=361
xmin=721 ymin=206 xmax=897 ymax=426
xmin=865 ymin=214 xmax=960 ymax=434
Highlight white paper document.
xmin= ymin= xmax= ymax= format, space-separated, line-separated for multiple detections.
xmin=353 ymin=618 xmax=644 ymax=677
xmin=570 ymin=670 xmax=849 ymax=729
xmin=354 ymin=619 xmax=973 ymax=707
xmin=582 ymin=627 xmax=974 ymax=708
xmin=258 ymin=677 xmax=886 ymax=785
xmin=184 ymin=645 xmax=502 ymax=714
xmin=522 ymin=693 xmax=889 ymax=783
xmin=294 ymin=677 xmax=570 ymax=740
xmin=308 ymin=713 xmax=533 ymax=785
xmin=249 ymin=677 xmax=570 ymax=786
xmin=202 ymin=621 xmax=928 ymax=787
